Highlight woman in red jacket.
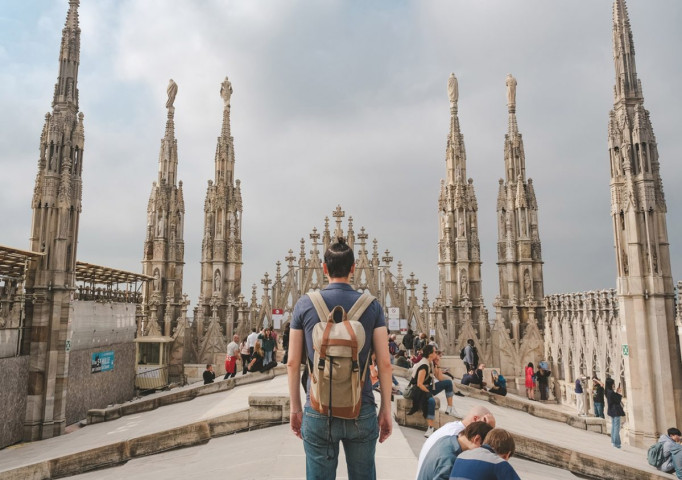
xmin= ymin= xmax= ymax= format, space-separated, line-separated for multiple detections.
xmin=524 ymin=362 xmax=536 ymax=400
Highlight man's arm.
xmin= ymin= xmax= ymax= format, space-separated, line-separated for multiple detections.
xmin=286 ymin=328 xmax=304 ymax=439
xmin=373 ymin=326 xmax=393 ymax=443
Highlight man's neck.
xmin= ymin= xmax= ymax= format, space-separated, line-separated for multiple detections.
xmin=327 ymin=275 xmax=351 ymax=284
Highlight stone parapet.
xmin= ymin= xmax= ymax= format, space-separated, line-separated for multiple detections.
xmin=87 ymin=364 xmax=287 ymax=425
xmin=1 ymin=394 xmax=292 ymax=480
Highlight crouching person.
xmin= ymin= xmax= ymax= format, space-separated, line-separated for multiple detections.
xmin=449 ymin=428 xmax=521 ymax=480
xmin=417 ymin=421 xmax=493 ymax=480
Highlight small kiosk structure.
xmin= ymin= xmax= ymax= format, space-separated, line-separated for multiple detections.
xmin=135 ymin=335 xmax=173 ymax=390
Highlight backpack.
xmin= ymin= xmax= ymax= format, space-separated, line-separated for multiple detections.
xmin=307 ymin=291 xmax=375 ymax=419
xmin=647 ymin=441 xmax=665 ymax=468
xmin=472 ymin=346 xmax=479 ymax=367
xmin=459 ymin=347 xmax=466 ymax=360
xmin=389 ymin=341 xmax=398 ymax=355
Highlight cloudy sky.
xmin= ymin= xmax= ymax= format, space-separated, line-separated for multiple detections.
xmin=1 ymin=0 xmax=681 ymax=312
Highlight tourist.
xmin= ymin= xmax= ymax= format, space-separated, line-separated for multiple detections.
xmin=388 ymin=334 xmax=399 ymax=364
xmin=463 ymin=339 xmax=478 ymax=372
xmin=605 ymin=378 xmax=625 ymax=449
xmin=592 ymin=377 xmax=605 ymax=418
xmin=413 ymin=332 xmax=427 ymax=353
xmin=411 ymin=349 xmax=423 ymax=365
xmin=395 ymin=350 xmax=411 ymax=369
xmin=524 ymin=362 xmax=536 ymax=400
xmin=402 ymin=329 xmax=415 ymax=356
xmin=536 ymin=363 xmax=551 ymax=400
xmin=286 ymin=237 xmax=392 ymax=479
xmin=282 ymin=324 xmax=290 ymax=364
xmin=246 ymin=328 xmax=259 ymax=356
xmin=461 ymin=368 xmax=478 ymax=387
xmin=474 ymin=363 xmax=487 ymax=389
xmin=407 ymin=344 xmax=456 ymax=437
xmin=247 ymin=342 xmax=265 ymax=373
xmin=417 ymin=420 xmax=493 ymax=480
xmin=203 ymin=364 xmax=215 ymax=384
xmin=429 ymin=336 xmax=439 ymax=350
xmin=259 ymin=328 xmax=275 ymax=364
xmin=657 ymin=427 xmax=682 ymax=474
xmin=416 ymin=405 xmax=496 ymax=476
xmin=489 ymin=370 xmax=507 ymax=396
xmin=575 ymin=377 xmax=586 ymax=416
xmin=239 ymin=337 xmax=250 ymax=375
xmin=270 ymin=327 xmax=279 ymax=361
xmin=224 ymin=334 xmax=239 ymax=379
xmin=448 ymin=428 xmax=521 ymax=479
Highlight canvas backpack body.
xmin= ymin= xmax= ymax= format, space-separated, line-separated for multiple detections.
xmin=307 ymin=291 xmax=375 ymax=419
xmin=647 ymin=441 xmax=665 ymax=468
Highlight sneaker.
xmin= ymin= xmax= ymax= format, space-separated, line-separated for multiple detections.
xmin=424 ymin=426 xmax=435 ymax=438
xmin=445 ymin=406 xmax=457 ymax=416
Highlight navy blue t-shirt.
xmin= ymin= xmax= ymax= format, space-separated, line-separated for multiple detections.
xmin=291 ymin=283 xmax=386 ymax=406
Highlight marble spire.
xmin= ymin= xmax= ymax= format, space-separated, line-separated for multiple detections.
xmin=24 ymin=0 xmax=85 ymax=441
xmin=606 ymin=0 xmax=682 ymax=447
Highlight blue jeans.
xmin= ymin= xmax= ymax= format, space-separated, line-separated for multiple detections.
xmin=301 ymin=403 xmax=379 ymax=480
xmin=610 ymin=415 xmax=621 ymax=448
xmin=264 ymin=351 xmax=273 ymax=364
xmin=593 ymin=402 xmax=604 ymax=418
xmin=426 ymin=380 xmax=454 ymax=420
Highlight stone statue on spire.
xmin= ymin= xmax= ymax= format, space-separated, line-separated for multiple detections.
xmin=448 ymin=73 xmax=458 ymax=106
xmin=220 ymin=77 xmax=233 ymax=107
xmin=506 ymin=74 xmax=517 ymax=109
xmin=166 ymin=79 xmax=178 ymax=109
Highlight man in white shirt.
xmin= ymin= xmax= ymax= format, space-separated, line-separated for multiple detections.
xmin=224 ymin=334 xmax=240 ymax=379
xmin=246 ymin=328 xmax=259 ymax=355
xmin=416 ymin=405 xmax=496 ymax=478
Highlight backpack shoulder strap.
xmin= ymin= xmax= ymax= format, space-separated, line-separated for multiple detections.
xmin=307 ymin=291 xmax=330 ymax=322
xmin=347 ymin=292 xmax=375 ymax=322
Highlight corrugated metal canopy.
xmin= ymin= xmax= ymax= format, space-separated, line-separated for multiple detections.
xmin=75 ymin=261 xmax=153 ymax=285
xmin=0 ymin=244 xmax=44 ymax=278
xmin=0 ymin=245 xmax=152 ymax=285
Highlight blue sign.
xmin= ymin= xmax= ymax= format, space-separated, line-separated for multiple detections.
xmin=91 ymin=351 xmax=114 ymax=373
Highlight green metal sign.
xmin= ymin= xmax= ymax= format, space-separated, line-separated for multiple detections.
xmin=622 ymin=344 xmax=629 ymax=356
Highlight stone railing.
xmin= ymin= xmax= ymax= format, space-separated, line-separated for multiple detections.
xmin=543 ymin=289 xmax=625 ymax=410
xmin=74 ymin=285 xmax=142 ymax=304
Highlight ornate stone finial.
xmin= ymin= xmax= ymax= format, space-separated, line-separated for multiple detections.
xmin=448 ymin=73 xmax=459 ymax=107
xmin=220 ymin=77 xmax=233 ymax=107
xmin=166 ymin=79 xmax=178 ymax=110
xmin=506 ymin=74 xmax=517 ymax=111
xmin=382 ymin=250 xmax=393 ymax=265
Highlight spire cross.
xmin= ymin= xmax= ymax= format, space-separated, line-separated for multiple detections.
xmin=407 ymin=273 xmax=419 ymax=292
xmin=285 ymin=249 xmax=296 ymax=267
xmin=310 ymin=227 xmax=320 ymax=243
xmin=261 ymin=272 xmax=271 ymax=291
xmin=332 ymin=205 xmax=345 ymax=237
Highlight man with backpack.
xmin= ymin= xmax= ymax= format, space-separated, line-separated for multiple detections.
xmin=462 ymin=339 xmax=478 ymax=372
xmin=388 ymin=334 xmax=399 ymax=364
xmin=286 ymin=237 xmax=392 ymax=480
xmin=649 ymin=427 xmax=682 ymax=477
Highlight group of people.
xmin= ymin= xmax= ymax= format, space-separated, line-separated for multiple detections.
xmin=203 ymin=324 xmax=292 ymax=385
xmin=523 ymin=361 xmax=552 ymax=401
xmin=416 ymin=405 xmax=522 ymax=479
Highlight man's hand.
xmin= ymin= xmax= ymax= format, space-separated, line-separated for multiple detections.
xmin=290 ymin=411 xmax=303 ymax=439
xmin=378 ymin=405 xmax=392 ymax=443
